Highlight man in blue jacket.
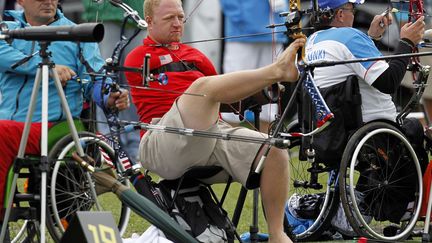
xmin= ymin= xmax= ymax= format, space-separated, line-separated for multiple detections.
xmin=0 ymin=0 xmax=129 ymax=209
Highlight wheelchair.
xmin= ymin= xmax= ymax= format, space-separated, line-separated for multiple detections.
xmin=338 ymin=120 xmax=424 ymax=241
xmin=284 ymin=75 xmax=426 ymax=241
xmin=4 ymin=119 xmax=130 ymax=243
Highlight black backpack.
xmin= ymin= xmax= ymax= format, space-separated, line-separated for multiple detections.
xmin=298 ymin=75 xmax=363 ymax=168
xmin=134 ymin=174 xmax=235 ymax=242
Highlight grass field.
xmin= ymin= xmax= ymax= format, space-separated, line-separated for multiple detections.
xmin=7 ymin=146 xmax=430 ymax=242
xmin=7 ymin=168 xmax=430 ymax=243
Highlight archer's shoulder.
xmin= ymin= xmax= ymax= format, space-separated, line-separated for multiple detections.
xmin=312 ymin=27 xmax=369 ymax=44
xmin=345 ymin=28 xmax=368 ymax=37
xmin=324 ymin=27 xmax=367 ymax=37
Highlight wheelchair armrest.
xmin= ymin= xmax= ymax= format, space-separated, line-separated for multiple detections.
xmin=47 ymin=120 xmax=86 ymax=150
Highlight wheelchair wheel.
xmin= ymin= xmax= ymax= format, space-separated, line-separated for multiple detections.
xmin=46 ymin=132 xmax=131 ymax=242
xmin=285 ymin=123 xmax=340 ymax=241
xmin=339 ymin=121 xmax=422 ymax=241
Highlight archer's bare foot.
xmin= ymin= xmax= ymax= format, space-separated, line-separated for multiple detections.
xmin=274 ymin=37 xmax=306 ymax=82
xmin=268 ymin=231 xmax=293 ymax=243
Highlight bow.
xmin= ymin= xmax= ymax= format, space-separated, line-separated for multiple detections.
xmin=269 ymin=0 xmax=335 ymax=136
xmin=388 ymin=0 xmax=431 ymax=123
xmin=246 ymin=0 xmax=333 ymax=187
xmin=405 ymin=0 xmax=424 ymax=71
xmin=387 ymin=0 xmax=426 ymax=67
xmin=271 ymin=0 xmax=333 ymax=133
xmin=83 ymin=0 xmax=148 ymax=179
xmin=407 ymin=0 xmax=426 ymax=80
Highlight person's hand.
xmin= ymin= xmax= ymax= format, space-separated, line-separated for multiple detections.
xmin=107 ymin=89 xmax=130 ymax=111
xmin=54 ymin=65 xmax=76 ymax=86
xmin=367 ymin=13 xmax=393 ymax=40
xmin=400 ymin=16 xmax=425 ymax=46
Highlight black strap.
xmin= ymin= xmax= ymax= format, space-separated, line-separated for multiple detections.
xmin=104 ymin=65 xmax=142 ymax=73
xmin=151 ymin=61 xmax=200 ymax=74
xmin=77 ymin=42 xmax=98 ymax=74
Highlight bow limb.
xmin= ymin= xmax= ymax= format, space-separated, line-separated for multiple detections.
xmin=409 ymin=0 xmax=425 ymax=21
xmin=399 ymin=0 xmax=425 ymax=79
xmin=385 ymin=1 xmax=426 ymax=76
xmin=183 ymin=0 xmax=204 ymax=24
xmin=409 ymin=0 xmax=424 ymax=64
xmin=391 ymin=0 xmax=431 ymax=122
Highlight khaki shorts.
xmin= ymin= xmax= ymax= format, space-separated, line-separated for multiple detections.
xmin=139 ymin=102 xmax=265 ymax=186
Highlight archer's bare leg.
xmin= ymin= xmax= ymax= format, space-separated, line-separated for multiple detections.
xmin=177 ymin=38 xmax=305 ymax=130
xmin=175 ymin=38 xmax=303 ymax=243
xmin=261 ymin=147 xmax=292 ymax=243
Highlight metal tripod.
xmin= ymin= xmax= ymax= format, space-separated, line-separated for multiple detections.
xmin=0 ymin=41 xmax=95 ymax=243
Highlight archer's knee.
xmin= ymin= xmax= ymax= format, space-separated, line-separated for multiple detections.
xmin=186 ymin=76 xmax=211 ymax=94
xmin=266 ymin=147 xmax=290 ymax=170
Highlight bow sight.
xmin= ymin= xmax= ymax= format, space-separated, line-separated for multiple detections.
xmin=280 ymin=9 xmax=303 ymax=30
xmin=267 ymin=6 xmax=334 ymax=36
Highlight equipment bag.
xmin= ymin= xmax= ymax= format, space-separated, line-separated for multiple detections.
xmin=298 ymin=75 xmax=363 ymax=168
xmin=157 ymin=180 xmax=235 ymax=243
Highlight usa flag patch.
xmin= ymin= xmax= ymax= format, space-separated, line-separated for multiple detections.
xmin=159 ymin=54 xmax=173 ymax=65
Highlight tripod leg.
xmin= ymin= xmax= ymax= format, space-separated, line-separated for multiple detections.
xmin=17 ymin=68 xmax=43 ymax=158
xmin=50 ymin=69 xmax=100 ymax=208
xmin=0 ymin=67 xmax=43 ymax=242
xmin=50 ymin=69 xmax=95 ymax=172
xmin=39 ymin=64 xmax=51 ymax=243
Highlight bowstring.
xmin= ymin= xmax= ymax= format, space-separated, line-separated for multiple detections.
xmin=82 ymin=1 xmax=380 ymax=144
xmin=269 ymin=0 xmax=283 ymax=131
xmin=183 ymin=0 xmax=204 ymax=24
xmin=80 ymin=0 xmax=106 ymax=130
xmin=267 ymin=0 xmax=306 ymax=135
xmin=68 ymin=2 xmax=237 ymax=143
xmin=151 ymin=1 xmax=280 ymax=134
xmin=82 ymin=1 xmax=197 ymax=129
xmin=157 ymin=45 xmax=266 ymax=134
xmin=84 ymin=1 xmax=297 ymax=135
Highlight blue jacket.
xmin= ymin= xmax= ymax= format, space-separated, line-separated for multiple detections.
xmin=220 ymin=0 xmax=288 ymax=43
xmin=0 ymin=10 xmax=106 ymax=122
